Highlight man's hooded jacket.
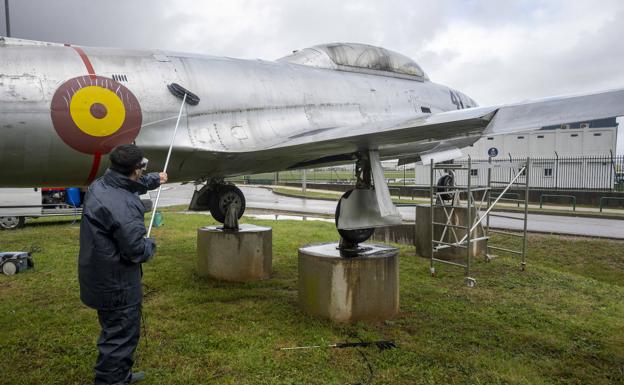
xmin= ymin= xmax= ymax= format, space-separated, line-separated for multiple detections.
xmin=79 ymin=169 xmax=160 ymax=310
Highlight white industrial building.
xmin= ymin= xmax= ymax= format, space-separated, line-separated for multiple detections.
xmin=463 ymin=117 xmax=618 ymax=158
xmin=413 ymin=118 xmax=620 ymax=189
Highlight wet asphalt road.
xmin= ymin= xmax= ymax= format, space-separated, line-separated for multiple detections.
xmin=154 ymin=184 xmax=624 ymax=239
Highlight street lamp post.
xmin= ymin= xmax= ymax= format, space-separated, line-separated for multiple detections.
xmin=4 ymin=0 xmax=10 ymax=37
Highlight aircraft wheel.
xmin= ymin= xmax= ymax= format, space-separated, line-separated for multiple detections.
xmin=436 ymin=174 xmax=455 ymax=201
xmin=335 ymin=190 xmax=375 ymax=245
xmin=209 ymin=185 xmax=246 ymax=223
xmin=0 ymin=216 xmax=25 ymax=230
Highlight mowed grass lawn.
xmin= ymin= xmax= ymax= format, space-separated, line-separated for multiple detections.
xmin=1 ymin=212 xmax=623 ymax=385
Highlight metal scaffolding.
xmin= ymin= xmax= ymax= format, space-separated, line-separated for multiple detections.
xmin=429 ymin=158 xmax=530 ymax=287
xmin=485 ymin=158 xmax=531 ymax=271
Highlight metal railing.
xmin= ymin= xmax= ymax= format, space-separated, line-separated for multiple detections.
xmin=539 ymin=194 xmax=577 ymax=211
xmin=599 ymin=197 xmax=624 ymax=212
xmin=232 ymin=155 xmax=624 ymax=192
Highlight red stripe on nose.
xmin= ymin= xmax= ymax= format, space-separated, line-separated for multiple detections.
xmin=70 ymin=46 xmax=97 ymax=80
xmin=85 ymin=152 xmax=102 ymax=185
xmin=65 ymin=45 xmax=101 ymax=183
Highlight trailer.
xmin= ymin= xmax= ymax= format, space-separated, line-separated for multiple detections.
xmin=0 ymin=188 xmax=83 ymax=230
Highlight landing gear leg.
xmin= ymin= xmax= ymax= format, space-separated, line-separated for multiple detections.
xmin=189 ymin=183 xmax=214 ymax=211
xmin=335 ymin=153 xmax=376 ymax=249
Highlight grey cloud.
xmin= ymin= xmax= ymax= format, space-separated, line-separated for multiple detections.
xmin=2 ymin=0 xmax=176 ymax=49
xmin=429 ymin=9 xmax=624 ymax=105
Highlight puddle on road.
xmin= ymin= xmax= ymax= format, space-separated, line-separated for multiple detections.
xmin=245 ymin=214 xmax=334 ymax=223
xmin=178 ymin=211 xmax=334 ymax=223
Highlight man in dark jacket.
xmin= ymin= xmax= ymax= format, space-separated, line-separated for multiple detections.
xmin=79 ymin=144 xmax=167 ymax=385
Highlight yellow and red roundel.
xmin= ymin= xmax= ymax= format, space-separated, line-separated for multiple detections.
xmin=50 ymin=75 xmax=142 ymax=154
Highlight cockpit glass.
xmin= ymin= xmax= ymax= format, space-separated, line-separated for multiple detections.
xmin=279 ymin=43 xmax=428 ymax=81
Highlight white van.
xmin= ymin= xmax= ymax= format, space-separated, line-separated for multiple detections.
xmin=0 ymin=188 xmax=83 ymax=229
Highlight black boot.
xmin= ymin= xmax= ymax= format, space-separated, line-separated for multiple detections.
xmin=129 ymin=371 xmax=146 ymax=384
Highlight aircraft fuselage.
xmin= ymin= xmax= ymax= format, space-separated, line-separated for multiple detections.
xmin=0 ymin=38 xmax=477 ymax=187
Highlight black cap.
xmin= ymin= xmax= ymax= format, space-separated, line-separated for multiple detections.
xmin=109 ymin=144 xmax=144 ymax=176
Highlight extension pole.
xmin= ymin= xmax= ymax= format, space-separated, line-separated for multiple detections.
xmin=279 ymin=340 xmax=396 ymax=351
xmin=146 ymin=93 xmax=187 ymax=238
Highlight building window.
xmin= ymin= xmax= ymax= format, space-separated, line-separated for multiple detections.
xmin=487 ymin=137 xmax=494 ymax=140
xmin=593 ymin=133 xmax=602 ymax=136
xmin=544 ymin=168 xmax=553 ymax=177
xmin=571 ymin=134 xmax=579 ymax=137
xmin=537 ymin=135 xmax=544 ymax=138
xmin=517 ymin=136 xmax=525 ymax=139
xmin=470 ymin=169 xmax=478 ymax=177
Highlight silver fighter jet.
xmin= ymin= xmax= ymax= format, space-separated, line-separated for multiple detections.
xmin=1 ymin=38 xmax=623 ymax=244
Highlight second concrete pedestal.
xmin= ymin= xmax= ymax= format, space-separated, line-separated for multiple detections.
xmin=197 ymin=224 xmax=272 ymax=282
xmin=415 ymin=204 xmax=486 ymax=260
xmin=298 ymin=243 xmax=399 ymax=323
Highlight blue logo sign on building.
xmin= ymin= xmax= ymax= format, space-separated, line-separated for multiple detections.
xmin=488 ymin=147 xmax=499 ymax=157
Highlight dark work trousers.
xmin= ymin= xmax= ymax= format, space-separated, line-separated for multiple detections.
xmin=94 ymin=304 xmax=142 ymax=385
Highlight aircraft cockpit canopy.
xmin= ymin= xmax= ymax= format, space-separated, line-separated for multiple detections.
xmin=278 ymin=43 xmax=429 ymax=82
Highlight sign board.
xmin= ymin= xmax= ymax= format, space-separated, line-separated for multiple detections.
xmin=488 ymin=147 xmax=499 ymax=157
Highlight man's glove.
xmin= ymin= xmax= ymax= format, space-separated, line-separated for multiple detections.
xmin=143 ymin=237 xmax=157 ymax=262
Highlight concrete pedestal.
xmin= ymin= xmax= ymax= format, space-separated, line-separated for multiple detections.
xmin=415 ymin=204 xmax=487 ymax=260
xmin=298 ymin=243 xmax=399 ymax=323
xmin=197 ymin=224 xmax=272 ymax=282
xmin=371 ymin=224 xmax=416 ymax=246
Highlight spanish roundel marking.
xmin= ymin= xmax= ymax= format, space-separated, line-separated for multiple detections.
xmin=50 ymin=75 xmax=142 ymax=154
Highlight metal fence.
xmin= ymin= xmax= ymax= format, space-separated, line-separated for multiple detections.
xmin=418 ymin=155 xmax=624 ymax=191
xmin=233 ymin=155 xmax=624 ymax=191
xmin=234 ymin=165 xmax=417 ymax=186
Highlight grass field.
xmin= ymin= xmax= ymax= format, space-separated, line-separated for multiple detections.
xmin=1 ymin=211 xmax=624 ymax=385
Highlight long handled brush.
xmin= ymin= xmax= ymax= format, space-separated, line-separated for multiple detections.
xmin=146 ymin=84 xmax=199 ymax=238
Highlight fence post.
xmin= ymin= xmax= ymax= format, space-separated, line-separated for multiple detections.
xmin=302 ymin=169 xmax=307 ymax=195
xmin=609 ymin=150 xmax=614 ymax=191
xmin=554 ymin=152 xmax=559 ymax=190
xmin=403 ymin=164 xmax=406 ymax=187
xmin=508 ymin=153 xmax=513 ymax=183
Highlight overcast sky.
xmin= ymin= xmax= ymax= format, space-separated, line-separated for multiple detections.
xmin=2 ymin=0 xmax=623 ymax=153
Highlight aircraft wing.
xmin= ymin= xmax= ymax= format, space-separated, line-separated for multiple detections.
xmin=484 ymin=88 xmax=624 ymax=136
xmin=245 ymin=88 xmax=624 ymax=169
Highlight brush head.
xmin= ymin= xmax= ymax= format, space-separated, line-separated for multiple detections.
xmin=167 ymin=83 xmax=200 ymax=106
